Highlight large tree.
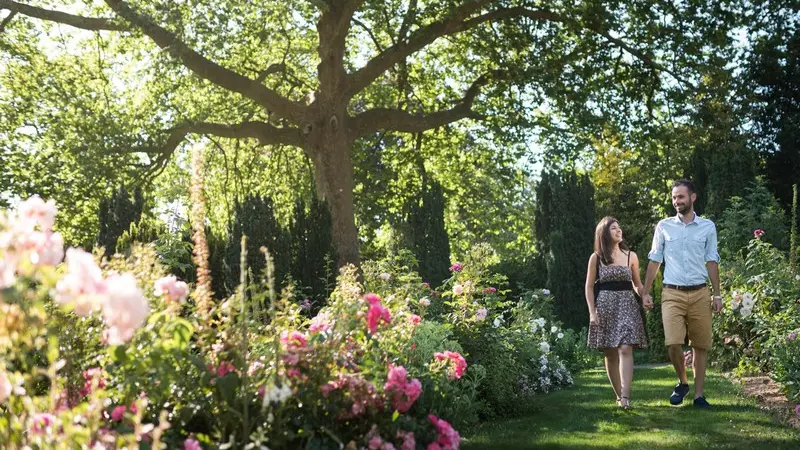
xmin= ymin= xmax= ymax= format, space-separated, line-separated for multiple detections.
xmin=1 ymin=0 xmax=751 ymax=266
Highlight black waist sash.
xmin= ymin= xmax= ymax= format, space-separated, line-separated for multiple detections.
xmin=596 ymin=281 xmax=633 ymax=292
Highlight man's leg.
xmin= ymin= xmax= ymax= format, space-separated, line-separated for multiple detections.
xmin=662 ymin=289 xmax=691 ymax=404
xmin=687 ymin=288 xmax=713 ymax=404
xmin=668 ymin=344 xmax=688 ymax=384
xmin=692 ymin=347 xmax=707 ymax=398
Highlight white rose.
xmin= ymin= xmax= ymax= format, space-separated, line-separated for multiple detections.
xmin=0 ymin=372 xmax=11 ymax=403
xmin=539 ymin=342 xmax=550 ymax=353
xmin=542 ymin=289 xmax=551 ymax=296
xmin=453 ymin=284 xmax=464 ymax=295
xmin=551 ymin=326 xmax=558 ymax=333
xmin=557 ymin=332 xmax=564 ymax=339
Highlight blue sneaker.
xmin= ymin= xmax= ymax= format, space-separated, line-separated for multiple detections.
xmin=670 ymin=383 xmax=690 ymax=405
xmin=693 ymin=396 xmax=712 ymax=408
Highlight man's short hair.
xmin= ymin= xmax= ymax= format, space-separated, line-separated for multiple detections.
xmin=672 ymin=179 xmax=696 ymax=194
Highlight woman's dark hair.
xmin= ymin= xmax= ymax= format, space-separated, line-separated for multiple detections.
xmin=594 ymin=216 xmax=630 ymax=266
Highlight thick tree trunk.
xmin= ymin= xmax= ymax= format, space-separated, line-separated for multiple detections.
xmin=306 ymin=111 xmax=360 ymax=268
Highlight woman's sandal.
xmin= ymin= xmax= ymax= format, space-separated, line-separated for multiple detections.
xmin=619 ymin=396 xmax=631 ymax=410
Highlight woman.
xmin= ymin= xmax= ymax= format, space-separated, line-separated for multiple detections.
xmin=585 ymin=217 xmax=648 ymax=409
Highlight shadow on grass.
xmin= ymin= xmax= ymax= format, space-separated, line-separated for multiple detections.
xmin=462 ymin=367 xmax=800 ymax=450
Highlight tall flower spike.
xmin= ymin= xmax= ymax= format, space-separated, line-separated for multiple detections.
xmin=190 ymin=145 xmax=213 ymax=321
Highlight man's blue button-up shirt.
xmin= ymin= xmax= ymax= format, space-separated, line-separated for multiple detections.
xmin=647 ymin=213 xmax=720 ymax=286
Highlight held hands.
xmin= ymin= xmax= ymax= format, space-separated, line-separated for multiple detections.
xmin=642 ymin=294 xmax=654 ymax=311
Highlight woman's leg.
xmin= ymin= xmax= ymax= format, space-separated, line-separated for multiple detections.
xmin=603 ymin=348 xmax=621 ymax=401
xmin=618 ymin=345 xmax=634 ymax=405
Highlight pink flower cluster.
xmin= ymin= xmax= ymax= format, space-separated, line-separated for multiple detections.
xmin=30 ymin=412 xmax=58 ymax=435
xmin=366 ymin=427 xmax=416 ymax=450
xmin=280 ymin=331 xmax=309 ymax=350
xmin=427 ymin=415 xmax=460 ymax=450
xmin=153 ymin=275 xmax=189 ymax=303
xmin=321 ymin=374 xmax=382 ymax=418
xmin=365 ymin=293 xmax=392 ymax=334
xmin=309 ymin=312 xmax=334 ymax=334
xmin=1 ymin=197 xmax=151 ymax=344
xmin=280 ymin=330 xmax=313 ymax=380
xmin=79 ymin=367 xmax=107 ymax=397
xmin=449 ymin=263 xmax=463 ymax=273
xmin=384 ymin=365 xmax=422 ymax=413
xmin=0 ymin=195 xmax=63 ymax=288
xmin=184 ymin=438 xmax=203 ymax=450
xmin=214 ymin=360 xmax=236 ymax=378
xmin=754 ymin=228 xmax=765 ymax=238
xmin=482 ymin=287 xmax=497 ymax=295
xmin=434 ymin=351 xmax=468 ymax=380
xmin=108 ymin=399 xmax=140 ymax=423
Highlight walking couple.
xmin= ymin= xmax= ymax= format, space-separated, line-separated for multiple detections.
xmin=584 ymin=179 xmax=722 ymax=409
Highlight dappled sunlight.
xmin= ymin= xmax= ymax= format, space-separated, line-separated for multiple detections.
xmin=463 ymin=366 xmax=800 ymax=449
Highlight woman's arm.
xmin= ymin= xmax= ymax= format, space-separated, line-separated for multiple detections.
xmin=630 ymin=251 xmax=645 ymax=297
xmin=585 ymin=253 xmax=599 ymax=325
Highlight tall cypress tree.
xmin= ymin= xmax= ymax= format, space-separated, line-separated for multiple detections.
xmin=224 ymin=195 xmax=291 ymax=297
xmin=406 ymin=180 xmax=451 ymax=287
xmin=289 ymin=195 xmax=336 ymax=304
xmin=535 ymin=170 xmax=595 ymax=330
xmin=97 ymin=185 xmax=145 ymax=256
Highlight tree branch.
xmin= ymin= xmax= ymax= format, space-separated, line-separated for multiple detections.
xmin=118 ymin=121 xmax=303 ymax=160
xmin=346 ymin=5 xmax=555 ymax=97
xmin=0 ymin=10 xmax=14 ymax=33
xmin=0 ymin=0 xmax=127 ymax=31
xmin=347 ymin=4 xmax=692 ymax=98
xmin=317 ymin=0 xmax=364 ymax=94
xmin=352 ymin=17 xmax=384 ymax=52
xmin=169 ymin=121 xmax=304 ymax=149
xmin=350 ymin=70 xmax=505 ymax=138
xmin=102 ymin=0 xmax=308 ymax=123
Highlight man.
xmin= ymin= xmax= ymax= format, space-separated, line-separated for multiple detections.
xmin=643 ymin=180 xmax=722 ymax=408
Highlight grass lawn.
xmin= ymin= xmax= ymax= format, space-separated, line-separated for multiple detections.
xmin=462 ymin=365 xmax=800 ymax=450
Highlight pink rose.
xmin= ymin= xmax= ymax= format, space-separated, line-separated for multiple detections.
xmin=80 ymin=367 xmax=107 ymax=397
xmin=367 ymin=302 xmax=391 ymax=334
xmin=482 ymin=287 xmax=497 ymax=295
xmin=18 ymin=195 xmax=57 ymax=231
xmin=0 ymin=371 xmax=11 ymax=403
xmin=449 ymin=263 xmax=463 ymax=273
xmin=102 ymin=273 xmax=149 ymax=345
xmin=754 ymin=229 xmax=765 ymax=238
xmin=111 ymin=405 xmax=127 ymax=422
xmin=428 ymin=414 xmax=460 ymax=450
xmin=30 ymin=413 xmax=57 ymax=434
xmin=368 ymin=435 xmax=383 ymax=450
xmin=410 ymin=314 xmax=421 ymax=325
xmin=309 ymin=313 xmax=333 ymax=334
xmin=364 ymin=293 xmax=382 ymax=305
xmin=153 ymin=275 xmax=189 ymax=303
xmin=184 ymin=438 xmax=203 ymax=450
xmin=55 ymin=248 xmax=106 ymax=316
xmin=397 ymin=431 xmax=416 ymax=450
xmin=280 ymin=331 xmax=308 ymax=349
xmin=20 ymin=231 xmax=63 ymax=267
xmin=216 ymin=361 xmax=236 ymax=378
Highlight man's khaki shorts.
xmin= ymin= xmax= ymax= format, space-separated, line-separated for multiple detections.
xmin=661 ymin=286 xmax=712 ymax=350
